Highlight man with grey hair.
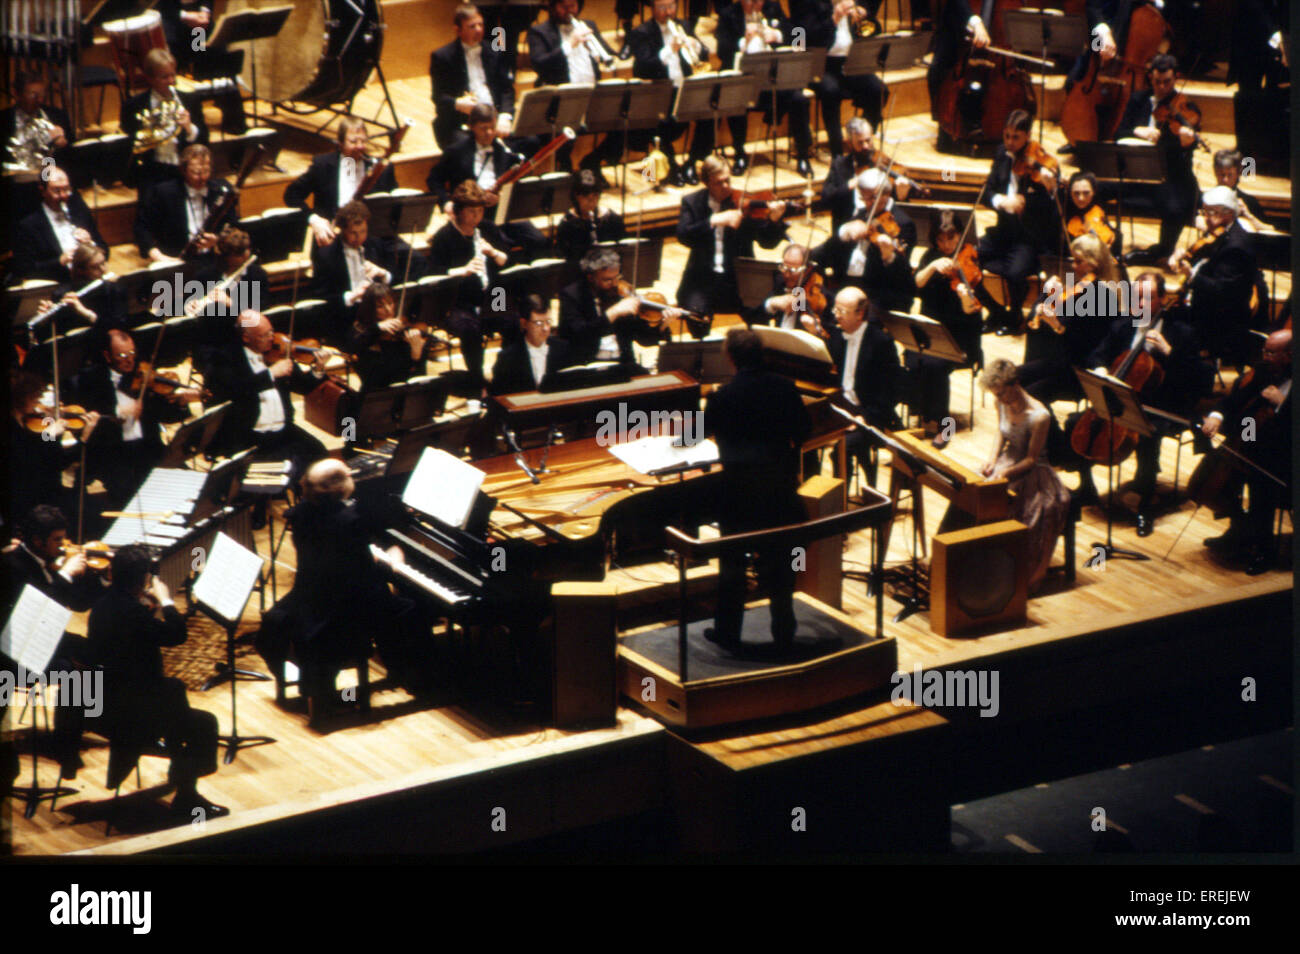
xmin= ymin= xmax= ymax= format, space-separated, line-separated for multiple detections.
xmin=818 ymin=167 xmax=917 ymax=317
xmin=821 ymin=118 xmax=914 ymax=230
xmin=558 ymin=246 xmax=650 ymax=364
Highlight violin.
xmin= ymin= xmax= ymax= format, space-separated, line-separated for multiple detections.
xmin=264 ymin=332 xmax=343 ymax=367
xmin=55 ymin=541 xmax=113 ymax=573
xmin=1066 ymin=205 xmax=1116 ymax=248
xmin=861 ymin=210 xmax=907 ymax=254
xmin=127 ymin=362 xmax=206 ymax=402
xmin=1028 ymin=270 xmax=1094 ymax=335
xmin=795 ymin=265 xmax=827 ymax=317
xmin=1153 ymin=92 xmax=1210 ymax=153
xmin=949 ymin=244 xmax=982 ymax=294
xmin=1184 ymin=224 xmax=1226 ymax=261
xmin=615 ymin=280 xmax=711 ymax=335
xmin=852 ymin=149 xmax=932 ymax=198
xmin=1011 ymin=141 xmax=1059 ymax=188
xmin=24 ymin=402 xmax=92 ymax=433
xmin=728 ymin=189 xmax=803 ymax=221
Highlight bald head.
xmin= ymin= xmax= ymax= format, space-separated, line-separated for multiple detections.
xmin=1262 ymin=328 xmax=1292 ymax=374
xmin=105 ymin=329 xmax=136 ymax=374
xmin=302 ymin=458 xmax=353 ymax=503
xmin=834 ymin=286 xmax=867 ymax=334
xmin=240 ymin=312 xmax=274 ymax=353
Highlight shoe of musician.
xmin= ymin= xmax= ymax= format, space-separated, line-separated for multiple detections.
xmin=171 ymin=792 xmax=230 ymax=819
xmin=796 ymin=157 xmax=814 ymax=178
xmin=731 ymin=152 xmax=749 ymax=175
xmin=1244 ymin=548 xmax=1273 ymax=576
xmin=683 ymin=165 xmax=700 ymax=186
xmin=1203 ymin=529 xmax=1244 ymax=552
xmin=703 ymin=627 xmax=740 ymax=652
xmin=1135 ymin=511 xmax=1154 ymax=537
xmin=666 ymin=166 xmax=687 ymax=188
xmin=1073 ymin=484 xmax=1101 ymax=508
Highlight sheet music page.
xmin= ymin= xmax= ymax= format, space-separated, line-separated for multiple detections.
xmin=609 ymin=435 xmax=720 ymax=475
xmin=192 ymin=532 xmax=265 ymax=623
xmin=402 ymin=447 xmax=486 ymax=528
xmin=1 ymin=585 xmax=73 ymax=674
xmin=750 ymin=325 xmax=833 ymax=364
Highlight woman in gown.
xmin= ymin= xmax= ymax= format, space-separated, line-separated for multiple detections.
xmin=979 ymin=358 xmax=1072 ymax=592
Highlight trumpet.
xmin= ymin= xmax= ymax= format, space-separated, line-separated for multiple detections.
xmin=133 ymin=88 xmax=185 ymax=155
xmin=668 ymin=19 xmax=702 ymax=69
xmin=850 ymin=5 xmax=880 ymax=39
xmin=575 ymin=22 xmax=615 ymax=69
xmin=4 ymin=109 xmax=57 ymax=174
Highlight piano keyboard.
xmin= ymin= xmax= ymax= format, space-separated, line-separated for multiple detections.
xmin=369 ymin=543 xmax=472 ymax=607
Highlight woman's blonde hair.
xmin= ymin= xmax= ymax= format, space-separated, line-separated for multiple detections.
xmin=1070 ymin=232 xmax=1120 ymax=282
xmin=979 ymin=357 xmax=1019 ymax=392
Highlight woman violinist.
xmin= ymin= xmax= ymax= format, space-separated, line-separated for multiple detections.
xmin=910 ymin=211 xmax=984 ymax=449
xmin=347 ymin=281 xmax=434 ymax=392
xmin=1064 ymin=170 xmax=1122 ymax=259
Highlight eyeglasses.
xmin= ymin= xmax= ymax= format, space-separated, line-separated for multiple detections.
xmin=527 ymin=318 xmax=552 ymax=327
xmin=113 ymin=351 xmax=136 ymax=359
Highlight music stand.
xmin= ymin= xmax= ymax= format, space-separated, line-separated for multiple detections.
xmin=352 ymin=377 xmax=452 ymax=441
xmin=841 ymin=32 xmax=933 ymax=140
xmin=364 ymin=191 xmax=439 ymax=239
xmin=603 ymin=237 xmax=663 ymax=288
xmin=409 ymin=274 xmax=470 ymax=332
xmin=657 ymin=338 xmax=731 ymax=384
xmin=673 ymin=72 xmax=759 ymax=167
xmin=67 ymin=134 xmax=131 ymax=195
xmin=882 ymin=310 xmax=967 ymax=365
xmin=736 ymin=48 xmax=822 ymax=188
xmin=513 ymin=83 xmax=593 ymax=148
xmin=209 ymin=5 xmax=293 ymax=126
xmin=1075 ymin=368 xmax=1153 ymax=562
xmin=159 ymin=401 xmax=231 ymax=468
xmin=1252 ymin=230 xmax=1291 ymax=318
xmin=584 ymin=79 xmax=674 ymax=213
xmin=496 ymin=172 xmax=572 ymax=232
xmin=192 ymin=530 xmax=275 ymax=763
xmin=735 ymin=256 xmax=780 ymax=310
xmin=1072 ymin=141 xmax=1165 ymax=252
xmin=893 ymin=201 xmax=973 ymax=249
xmin=1004 ymin=9 xmax=1088 ymax=143
xmin=206 ymin=126 xmax=280 ymax=177
xmin=495 ymin=257 xmax=569 ymax=305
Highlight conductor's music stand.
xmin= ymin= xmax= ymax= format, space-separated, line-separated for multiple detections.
xmin=841 ymin=31 xmax=933 ymax=140
xmin=1075 ymin=368 xmax=1154 ymax=562
xmin=736 ymin=48 xmax=822 ymax=188
xmin=1072 ymin=141 xmax=1165 ymax=253
xmin=1003 ymin=9 xmax=1087 ymax=143
xmin=584 ymin=79 xmax=674 ymax=213
xmin=673 ymin=71 xmax=759 ymax=168
xmin=208 ymin=5 xmax=293 ymax=128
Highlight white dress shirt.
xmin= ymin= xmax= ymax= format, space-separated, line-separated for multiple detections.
xmin=185 ymin=185 xmax=208 ymax=239
xmin=42 ymin=202 xmax=79 ymax=254
xmin=841 ymin=322 xmax=867 ymax=407
xmin=829 ymin=14 xmax=852 ymax=57
xmin=526 ymin=340 xmax=549 ymax=387
xmin=244 ymin=347 xmax=287 ymax=432
xmin=657 ymin=21 xmax=686 ymax=84
xmin=991 ymin=167 xmax=1021 ymax=212
xmin=475 ymin=144 xmax=498 ymax=190
xmin=561 ymin=23 xmax=598 ymax=84
xmin=463 ymin=44 xmax=494 ymax=105
xmin=109 ymin=369 xmax=145 ymax=442
xmin=708 ymin=195 xmax=726 ymax=273
xmin=337 ymin=155 xmax=364 ymax=203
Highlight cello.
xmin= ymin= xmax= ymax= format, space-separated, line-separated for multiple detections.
xmin=1060 ymin=2 xmax=1170 ymax=144
xmin=1068 ymin=315 xmax=1165 ymax=464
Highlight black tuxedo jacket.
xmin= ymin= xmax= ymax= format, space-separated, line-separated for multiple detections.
xmin=1 ymin=546 xmax=101 ymax=615
xmin=204 ymin=343 xmax=320 ymax=455
xmin=1087 ymin=310 xmax=1212 ymax=415
xmin=715 ymin=1 xmax=791 ymax=69
xmin=284 ymin=151 xmax=398 ymax=222
xmin=825 ymin=321 xmax=902 ymax=428
xmin=629 ymin=19 xmax=705 ymax=82
xmin=821 ymin=153 xmax=866 ymax=229
xmin=1116 ymin=91 xmax=1196 ymax=182
xmin=86 ymin=588 xmax=187 ymax=690
xmin=11 ymin=194 xmax=108 ymax=282
xmin=120 ymin=88 xmax=208 ymax=174
xmin=1186 ymin=220 xmax=1258 ymax=352
xmin=70 ymin=363 xmax=189 ymax=454
xmin=526 ymin=17 xmax=615 ymax=86
xmin=818 ymin=201 xmax=918 ymax=313
xmin=675 ymin=188 xmax=785 ymax=298
xmin=134 ymin=177 xmax=238 ymax=258
xmin=558 ymin=279 xmax=618 ymax=363
xmin=425 ymin=137 xmax=520 ymax=206
xmin=308 ymin=236 xmax=395 ymax=311
xmin=979 ymin=144 xmax=1061 ymax=249
xmin=1214 ymin=366 xmax=1292 ymax=478
xmin=430 ymin=40 xmax=517 ymax=147
xmin=489 ymin=337 xmax=575 ymax=395
xmin=554 ymin=209 xmax=626 ymax=263
xmin=0 ymin=103 xmax=73 ymax=166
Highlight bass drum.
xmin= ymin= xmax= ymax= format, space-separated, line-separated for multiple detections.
xmin=219 ymin=0 xmax=383 ymax=108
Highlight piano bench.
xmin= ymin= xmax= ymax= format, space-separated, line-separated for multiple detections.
xmin=274 ymin=654 xmax=372 ymax=715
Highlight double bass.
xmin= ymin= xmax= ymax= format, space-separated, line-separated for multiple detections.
xmin=1060 ymin=2 xmax=1170 ymax=144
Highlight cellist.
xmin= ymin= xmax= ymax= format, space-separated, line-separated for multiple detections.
xmin=926 ymin=0 xmax=992 ymax=151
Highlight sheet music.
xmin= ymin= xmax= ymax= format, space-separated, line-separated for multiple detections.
xmin=192 ymin=532 xmax=264 ymax=623
xmin=609 ymin=434 xmax=719 ymax=475
xmin=1 ymin=585 xmax=73 ymax=674
xmin=102 ymin=468 xmax=208 ymax=547
xmin=402 ymin=447 xmax=486 ymax=529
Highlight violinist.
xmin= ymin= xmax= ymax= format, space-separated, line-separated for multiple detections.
xmin=1207 ymin=149 xmax=1267 ymax=233
xmin=285 ymin=117 xmax=398 ymax=248
xmin=821 ymin=118 xmax=916 ymax=231
xmin=425 ymin=180 xmax=512 ymax=390
xmin=675 ymin=155 xmax=787 ymax=323
xmin=205 ymin=311 xmax=329 ymax=505
xmin=1020 ymin=233 xmax=1120 ymax=404
xmin=977 ymin=109 xmax=1060 ymax=336
xmin=490 ymin=294 xmax=576 ymax=395
xmin=820 ymin=167 xmax=917 ymax=319
xmin=7 ymin=370 xmax=100 ymax=528
xmin=1116 ymin=54 xmax=1201 ymax=265
xmin=1065 ymin=170 xmax=1122 ymax=259
xmin=558 ymin=246 xmax=651 ymax=365
xmin=1079 ymin=271 xmax=1214 ymax=535
xmin=70 ymin=328 xmax=199 ymax=512
xmin=790 ymin=0 xmax=889 ymax=154
xmin=747 ymin=244 xmax=826 ymax=334
xmin=628 ymin=0 xmax=716 ymax=187
xmin=1199 ymin=327 xmax=1291 ymax=575
xmin=309 ymin=200 xmax=395 ymax=345
xmin=10 ymin=167 xmax=107 ymax=283
xmin=554 ymin=169 xmax=627 ymax=264
xmin=715 ymin=0 xmax=814 ymax=177
xmin=910 ymin=211 xmax=984 ymax=449
xmin=348 ymin=282 xmax=430 ymax=392
xmin=134 ymin=144 xmax=237 ymax=264
xmin=1168 ymin=186 xmax=1258 ymax=365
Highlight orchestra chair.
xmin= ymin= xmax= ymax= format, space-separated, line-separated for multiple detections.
xmin=271 ymin=650 xmax=372 ymax=717
xmin=103 ymin=725 xmax=174 ymax=836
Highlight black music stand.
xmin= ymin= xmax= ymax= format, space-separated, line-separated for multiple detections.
xmin=496 ymin=172 xmax=572 ymax=234
xmin=657 ymin=338 xmax=731 ymax=384
xmin=159 ymin=401 xmax=231 ymax=468
xmin=893 ymin=201 xmax=972 ymax=249
xmin=364 ymin=191 xmax=439 ymax=240
xmin=882 ymin=310 xmax=967 ymax=366
xmin=735 ymin=256 xmax=780 ymax=310
xmin=496 ymin=258 xmax=569 ymax=306
xmin=585 ymin=79 xmax=674 ymax=213
xmin=209 ymin=5 xmax=293 ymax=127
xmin=193 ymin=531 xmax=275 ymax=763
xmin=513 ymin=83 xmax=592 ymax=151
xmin=352 ymin=376 xmax=451 ymax=441
xmin=1004 ymin=9 xmax=1087 ymax=143
xmin=1072 ymin=141 xmax=1165 ymax=252
xmin=237 ymin=207 xmax=308 ymax=263
xmin=1252 ymin=230 xmax=1291 ymax=319
xmin=736 ymin=48 xmax=823 ymax=188
xmin=206 ymin=127 xmax=280 ymax=177
xmin=602 ymin=237 xmax=663 ymax=288
xmin=67 ymin=133 xmax=131 ymax=194
xmin=842 ymin=32 xmax=933 ymax=140
xmin=1075 ymin=368 xmax=1153 ymax=562
xmin=674 ymin=72 xmax=759 ymax=166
